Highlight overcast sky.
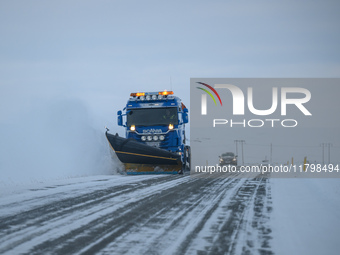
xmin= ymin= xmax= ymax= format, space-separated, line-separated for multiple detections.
xmin=1 ymin=1 xmax=339 ymax=118
xmin=0 ymin=1 xmax=339 ymax=177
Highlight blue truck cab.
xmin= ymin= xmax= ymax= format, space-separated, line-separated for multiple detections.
xmin=117 ymin=91 xmax=190 ymax=171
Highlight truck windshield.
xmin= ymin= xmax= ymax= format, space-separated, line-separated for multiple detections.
xmin=127 ymin=107 xmax=178 ymax=126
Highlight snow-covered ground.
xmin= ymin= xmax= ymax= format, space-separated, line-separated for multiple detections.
xmin=0 ymin=174 xmax=269 ymax=254
xmin=1 ymin=172 xmax=338 ymax=254
xmin=271 ymin=177 xmax=340 ymax=255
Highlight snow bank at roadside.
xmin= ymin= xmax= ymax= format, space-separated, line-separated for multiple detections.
xmin=271 ymin=177 xmax=340 ymax=255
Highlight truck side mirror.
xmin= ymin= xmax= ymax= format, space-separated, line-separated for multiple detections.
xmin=117 ymin=110 xmax=123 ymax=126
xmin=182 ymin=108 xmax=189 ymax=124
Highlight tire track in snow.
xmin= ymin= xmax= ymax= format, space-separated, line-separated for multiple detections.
xmin=0 ymin=174 xmax=273 ymax=255
xmin=0 ymin=175 xmax=186 ymax=254
xmin=100 ymin=178 xmax=243 ymax=255
xmin=184 ymin=176 xmax=273 ymax=255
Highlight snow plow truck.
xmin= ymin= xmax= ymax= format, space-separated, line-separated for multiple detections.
xmin=106 ymin=90 xmax=190 ymax=174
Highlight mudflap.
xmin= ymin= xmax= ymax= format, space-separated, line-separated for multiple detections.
xmin=183 ymin=145 xmax=191 ymax=172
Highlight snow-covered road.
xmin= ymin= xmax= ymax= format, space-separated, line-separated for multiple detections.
xmin=0 ymin=174 xmax=272 ymax=254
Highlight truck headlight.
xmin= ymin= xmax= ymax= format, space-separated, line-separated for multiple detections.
xmin=147 ymin=135 xmax=152 ymax=141
xmin=153 ymin=135 xmax=158 ymax=141
xmin=141 ymin=136 xmax=146 ymax=141
xmin=152 ymin=94 xmax=157 ymax=100
xmin=146 ymin=95 xmax=151 ymax=100
xmin=158 ymin=95 xmax=163 ymax=100
xmin=139 ymin=96 xmax=145 ymax=101
xmin=159 ymin=135 xmax=165 ymax=141
xmin=130 ymin=125 xmax=135 ymax=131
xmin=168 ymin=124 xmax=174 ymax=130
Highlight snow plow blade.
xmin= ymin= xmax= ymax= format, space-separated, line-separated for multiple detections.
xmin=106 ymin=132 xmax=182 ymax=174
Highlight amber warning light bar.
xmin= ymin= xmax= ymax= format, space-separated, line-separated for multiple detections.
xmin=130 ymin=91 xmax=174 ymax=97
